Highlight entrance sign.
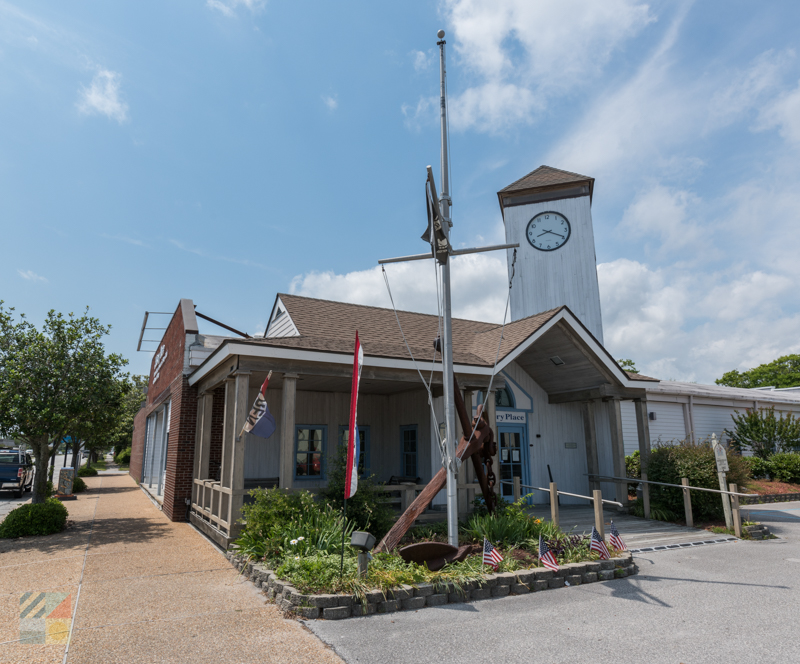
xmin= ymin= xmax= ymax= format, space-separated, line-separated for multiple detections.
xmin=496 ymin=412 xmax=525 ymax=424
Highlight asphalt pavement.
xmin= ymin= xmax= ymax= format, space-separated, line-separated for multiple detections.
xmin=310 ymin=503 xmax=800 ymax=664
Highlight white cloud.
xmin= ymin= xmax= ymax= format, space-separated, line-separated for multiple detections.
xmin=619 ymin=185 xmax=703 ymax=254
xmin=18 ymin=269 xmax=47 ymax=283
xmin=757 ymin=79 xmax=800 ymax=144
xmin=401 ymin=96 xmax=437 ymax=132
xmin=322 ymin=95 xmax=338 ymax=111
xmin=440 ymin=0 xmax=654 ymax=131
xmin=290 ymin=253 xmax=509 ymax=324
xmin=207 ymin=0 xmax=265 ymax=17
xmin=411 ymin=50 xmax=431 ymax=72
xmin=76 ymin=69 xmax=129 ymax=124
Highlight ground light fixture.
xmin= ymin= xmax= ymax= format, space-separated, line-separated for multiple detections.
xmin=351 ymin=531 xmax=376 ymax=578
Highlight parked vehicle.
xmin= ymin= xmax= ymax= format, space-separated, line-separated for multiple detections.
xmin=0 ymin=449 xmax=34 ymax=498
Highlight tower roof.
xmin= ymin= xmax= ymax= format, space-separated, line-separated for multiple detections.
xmin=497 ymin=165 xmax=594 ymax=214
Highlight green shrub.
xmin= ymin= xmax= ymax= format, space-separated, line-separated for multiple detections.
xmin=462 ymin=495 xmax=560 ymax=547
xmin=626 ymin=450 xmax=641 ymax=494
xmin=318 ymin=444 xmax=395 ymax=542
xmin=768 ymin=453 xmax=800 ymax=483
xmin=72 ymin=476 xmax=87 ymax=493
xmin=747 ymin=456 xmax=772 ymax=480
xmin=115 ymin=447 xmax=131 ymax=465
xmin=78 ymin=465 xmax=98 ymax=477
xmin=646 ymin=439 xmax=750 ymax=522
xmin=0 ymin=498 xmax=68 ymax=538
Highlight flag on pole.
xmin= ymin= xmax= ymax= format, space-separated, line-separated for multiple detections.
xmin=590 ymin=526 xmax=610 ymax=560
xmin=608 ymin=521 xmax=627 ymax=551
xmin=482 ymin=538 xmax=503 ymax=570
xmin=344 ymin=332 xmax=364 ymax=500
xmin=241 ymin=371 xmax=276 ymax=439
xmin=538 ymin=534 xmax=559 ymax=572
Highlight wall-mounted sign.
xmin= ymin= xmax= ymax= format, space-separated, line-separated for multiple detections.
xmin=496 ymin=412 xmax=526 ymax=424
xmin=153 ymin=344 xmax=169 ymax=384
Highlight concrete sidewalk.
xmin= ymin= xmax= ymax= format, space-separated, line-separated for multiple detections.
xmin=0 ymin=472 xmax=342 ymax=664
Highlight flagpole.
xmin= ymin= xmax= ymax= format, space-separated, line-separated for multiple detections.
xmin=340 ymin=497 xmax=347 ymax=580
xmin=437 ymin=29 xmax=459 ymax=550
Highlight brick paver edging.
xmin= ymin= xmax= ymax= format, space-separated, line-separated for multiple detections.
xmin=741 ymin=493 xmax=800 ymax=505
xmin=225 ymin=549 xmax=637 ymax=620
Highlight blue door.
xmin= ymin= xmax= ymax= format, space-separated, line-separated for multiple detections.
xmin=497 ymin=424 xmax=529 ymax=501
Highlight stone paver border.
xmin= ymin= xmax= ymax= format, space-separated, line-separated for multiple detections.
xmin=225 ymin=549 xmax=638 ymax=620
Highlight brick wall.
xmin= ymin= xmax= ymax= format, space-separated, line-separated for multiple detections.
xmin=146 ymin=303 xmax=187 ymax=408
xmin=130 ymin=408 xmax=148 ymax=482
xmin=161 ymin=375 xmax=198 ymax=521
xmin=209 ymin=386 xmax=225 ymax=482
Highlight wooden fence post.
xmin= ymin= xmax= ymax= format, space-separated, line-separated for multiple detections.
xmin=593 ymin=489 xmax=604 ymax=539
xmin=641 ymin=471 xmax=651 ymax=520
xmin=549 ymin=482 xmax=559 ymax=527
xmin=513 ymin=476 xmax=521 ymax=503
xmin=729 ymin=482 xmax=742 ymax=538
xmin=681 ymin=477 xmax=693 ymax=527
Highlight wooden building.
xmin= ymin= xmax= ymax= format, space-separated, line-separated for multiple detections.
xmin=130 ymin=164 xmax=800 ymax=549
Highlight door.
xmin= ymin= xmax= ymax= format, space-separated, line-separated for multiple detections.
xmin=498 ymin=425 xmax=529 ymax=501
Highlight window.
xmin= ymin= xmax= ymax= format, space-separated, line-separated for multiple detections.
xmin=400 ymin=425 xmax=418 ymax=478
xmin=495 ymin=386 xmax=515 ymax=408
xmin=338 ymin=426 xmax=369 ymax=476
xmin=295 ymin=426 xmax=326 ymax=478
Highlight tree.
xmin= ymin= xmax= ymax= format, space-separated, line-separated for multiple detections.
xmin=0 ymin=304 xmax=128 ymax=503
xmin=618 ymin=359 xmax=639 ymax=374
xmin=109 ymin=375 xmax=147 ymax=456
xmin=716 ymin=354 xmax=800 ymax=389
xmin=725 ymin=406 xmax=800 ymax=459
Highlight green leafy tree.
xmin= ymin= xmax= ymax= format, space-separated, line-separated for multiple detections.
xmin=109 ymin=375 xmax=147 ymax=457
xmin=725 ymin=407 xmax=800 ymax=460
xmin=618 ymin=359 xmax=639 ymax=374
xmin=0 ymin=304 xmax=128 ymax=503
xmin=716 ymin=354 xmax=800 ymax=389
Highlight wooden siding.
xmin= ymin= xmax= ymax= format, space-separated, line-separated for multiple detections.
xmin=504 ymin=195 xmax=604 ymax=344
xmin=647 ymin=402 xmax=687 ymax=445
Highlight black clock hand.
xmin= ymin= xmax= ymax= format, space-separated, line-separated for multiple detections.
xmin=539 ymin=230 xmax=565 ymax=239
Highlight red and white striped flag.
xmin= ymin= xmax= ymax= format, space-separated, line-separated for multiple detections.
xmin=482 ymin=538 xmax=503 ymax=570
xmin=538 ymin=534 xmax=559 ymax=572
xmin=590 ymin=526 xmax=610 ymax=560
xmin=608 ymin=521 xmax=627 ymax=551
xmin=344 ymin=332 xmax=364 ymax=500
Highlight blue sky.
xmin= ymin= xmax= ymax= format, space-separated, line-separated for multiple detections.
xmin=2 ymin=0 xmax=800 ymax=384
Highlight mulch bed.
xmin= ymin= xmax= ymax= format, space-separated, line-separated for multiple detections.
xmin=745 ymin=480 xmax=800 ymax=495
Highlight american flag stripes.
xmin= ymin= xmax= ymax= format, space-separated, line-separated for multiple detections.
xmin=538 ymin=534 xmax=559 ymax=572
xmin=608 ymin=521 xmax=627 ymax=551
xmin=344 ymin=332 xmax=364 ymax=500
xmin=590 ymin=526 xmax=610 ymax=560
xmin=482 ymin=538 xmax=503 ymax=570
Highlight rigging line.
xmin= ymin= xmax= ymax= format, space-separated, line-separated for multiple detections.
xmin=381 ymin=266 xmax=446 ymax=448
xmin=461 ymin=248 xmax=518 ymax=455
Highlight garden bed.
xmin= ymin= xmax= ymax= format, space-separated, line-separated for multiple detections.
xmin=226 ymin=548 xmax=637 ymax=620
xmin=741 ymin=480 xmax=800 ymax=504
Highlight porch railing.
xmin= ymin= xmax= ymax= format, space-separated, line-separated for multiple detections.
xmin=191 ymin=479 xmax=248 ymax=538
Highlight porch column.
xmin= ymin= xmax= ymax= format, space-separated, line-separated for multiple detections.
xmin=279 ymin=373 xmax=298 ymax=490
xmin=634 ymin=398 xmax=652 ymax=518
xmin=219 ymin=377 xmax=236 ymax=528
xmin=193 ymin=391 xmax=214 ymax=507
xmin=607 ymin=398 xmax=628 ymax=507
xmin=228 ymin=370 xmax=250 ymax=537
xmin=485 ymin=388 xmax=500 ymax=499
xmin=582 ymin=401 xmax=600 ymax=491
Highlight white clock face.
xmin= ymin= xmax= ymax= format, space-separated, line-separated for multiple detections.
xmin=526 ymin=212 xmax=571 ymax=251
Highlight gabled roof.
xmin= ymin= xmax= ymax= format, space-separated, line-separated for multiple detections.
xmin=499 ymin=165 xmax=593 ymax=194
xmin=250 ymin=294 xmax=562 ymax=367
xmin=497 ymin=165 xmax=595 ymax=214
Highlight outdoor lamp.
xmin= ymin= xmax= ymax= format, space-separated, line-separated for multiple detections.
xmin=350 ymin=531 xmax=375 ymax=578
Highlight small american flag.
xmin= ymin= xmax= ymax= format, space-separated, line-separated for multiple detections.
xmin=608 ymin=521 xmax=627 ymax=551
xmin=590 ymin=526 xmax=610 ymax=560
xmin=538 ymin=534 xmax=559 ymax=572
xmin=482 ymin=538 xmax=503 ymax=569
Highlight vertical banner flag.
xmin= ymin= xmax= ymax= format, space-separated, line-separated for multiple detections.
xmin=345 ymin=332 xmax=364 ymax=500
xmin=241 ymin=371 xmax=276 ymax=440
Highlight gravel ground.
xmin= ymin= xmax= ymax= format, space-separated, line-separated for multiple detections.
xmin=311 ymin=504 xmax=800 ymax=664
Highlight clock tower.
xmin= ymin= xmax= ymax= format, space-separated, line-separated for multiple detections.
xmin=499 ymin=165 xmax=604 ymax=344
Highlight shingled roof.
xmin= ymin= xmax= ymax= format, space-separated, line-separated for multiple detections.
xmin=253 ymin=294 xmax=564 ymax=367
xmin=499 ymin=165 xmax=593 ymax=195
